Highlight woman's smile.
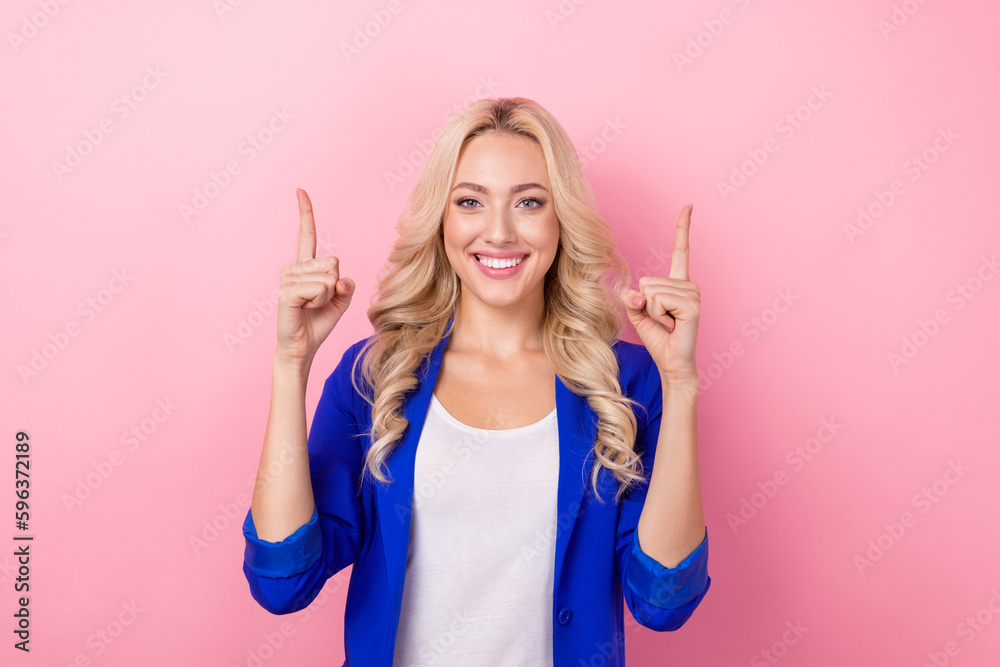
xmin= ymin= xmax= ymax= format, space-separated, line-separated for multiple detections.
xmin=471 ymin=252 xmax=529 ymax=278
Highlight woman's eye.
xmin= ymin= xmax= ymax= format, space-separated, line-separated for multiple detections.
xmin=455 ymin=197 xmax=543 ymax=209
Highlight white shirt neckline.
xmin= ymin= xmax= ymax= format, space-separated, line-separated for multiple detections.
xmin=430 ymin=393 xmax=557 ymax=435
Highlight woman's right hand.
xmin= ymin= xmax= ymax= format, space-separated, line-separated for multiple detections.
xmin=274 ymin=188 xmax=356 ymax=365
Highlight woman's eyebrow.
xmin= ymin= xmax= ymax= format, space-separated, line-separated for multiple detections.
xmin=451 ymin=182 xmax=549 ymax=194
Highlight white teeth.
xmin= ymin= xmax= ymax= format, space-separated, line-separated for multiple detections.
xmin=476 ymin=255 xmax=525 ymax=269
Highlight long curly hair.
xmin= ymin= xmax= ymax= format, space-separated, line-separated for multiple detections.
xmin=352 ymin=97 xmax=647 ymax=504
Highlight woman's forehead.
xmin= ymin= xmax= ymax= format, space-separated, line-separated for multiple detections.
xmin=452 ymin=133 xmax=549 ymax=188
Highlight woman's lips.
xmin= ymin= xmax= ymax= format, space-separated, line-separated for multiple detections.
xmin=472 ymin=253 xmax=528 ymax=278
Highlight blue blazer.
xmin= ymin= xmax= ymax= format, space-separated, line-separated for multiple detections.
xmin=242 ymin=324 xmax=711 ymax=666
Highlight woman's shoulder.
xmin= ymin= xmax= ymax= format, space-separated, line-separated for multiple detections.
xmin=610 ymin=337 xmax=659 ymax=393
xmin=344 ymin=334 xmax=375 ymax=358
xmin=611 ymin=337 xmax=654 ymax=371
xmin=323 ymin=334 xmax=376 ymax=397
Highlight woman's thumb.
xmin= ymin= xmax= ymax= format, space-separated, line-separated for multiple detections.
xmin=623 ymin=289 xmax=645 ymax=313
xmin=336 ymin=278 xmax=355 ymax=298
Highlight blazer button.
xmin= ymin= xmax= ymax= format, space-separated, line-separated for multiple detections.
xmin=557 ymin=607 xmax=572 ymax=625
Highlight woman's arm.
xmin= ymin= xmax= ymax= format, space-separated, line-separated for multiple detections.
xmin=616 ymin=352 xmax=709 ymax=631
xmin=249 ymin=187 xmax=356 ymax=541
xmin=622 ymin=204 xmax=706 ymax=567
xmin=635 ymin=376 xmax=705 ymax=568
xmin=242 ymin=340 xmax=368 ymax=615
xmin=249 ymin=354 xmax=317 ymax=542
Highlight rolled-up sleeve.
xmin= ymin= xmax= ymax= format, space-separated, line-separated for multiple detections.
xmin=243 ymin=506 xmax=323 ymax=578
xmin=625 ymin=526 xmax=711 ymax=630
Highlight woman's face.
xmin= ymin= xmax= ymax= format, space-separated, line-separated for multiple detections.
xmin=441 ymin=131 xmax=560 ymax=314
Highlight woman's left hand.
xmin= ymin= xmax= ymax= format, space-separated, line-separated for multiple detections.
xmin=621 ymin=204 xmax=700 ymax=383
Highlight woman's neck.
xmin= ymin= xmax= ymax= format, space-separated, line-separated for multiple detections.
xmin=448 ymin=296 xmax=545 ymax=359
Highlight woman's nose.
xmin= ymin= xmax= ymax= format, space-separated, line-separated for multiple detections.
xmin=482 ymin=209 xmax=517 ymax=243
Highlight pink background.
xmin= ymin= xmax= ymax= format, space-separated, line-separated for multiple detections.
xmin=2 ymin=1 xmax=998 ymax=665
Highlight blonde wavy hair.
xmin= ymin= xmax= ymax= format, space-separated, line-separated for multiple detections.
xmin=352 ymin=97 xmax=648 ymax=504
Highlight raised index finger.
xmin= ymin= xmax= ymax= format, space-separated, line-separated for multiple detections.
xmin=668 ymin=204 xmax=692 ymax=281
xmin=297 ymin=188 xmax=317 ymax=262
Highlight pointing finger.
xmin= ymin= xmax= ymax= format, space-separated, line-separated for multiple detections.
xmin=297 ymin=188 xmax=317 ymax=263
xmin=668 ymin=204 xmax=692 ymax=281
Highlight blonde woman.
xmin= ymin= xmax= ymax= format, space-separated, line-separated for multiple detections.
xmin=242 ymin=97 xmax=710 ymax=666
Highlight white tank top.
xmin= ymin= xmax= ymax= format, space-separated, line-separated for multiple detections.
xmin=392 ymin=393 xmax=559 ymax=666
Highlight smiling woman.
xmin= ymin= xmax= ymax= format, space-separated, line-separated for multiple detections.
xmin=242 ymin=96 xmax=711 ymax=667
xmin=442 ymin=132 xmax=561 ymax=314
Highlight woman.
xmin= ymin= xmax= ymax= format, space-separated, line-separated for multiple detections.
xmin=242 ymin=97 xmax=710 ymax=666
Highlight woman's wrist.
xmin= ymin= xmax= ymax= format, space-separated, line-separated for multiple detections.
xmin=660 ymin=370 xmax=700 ymax=401
xmin=273 ymin=352 xmax=313 ymax=380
